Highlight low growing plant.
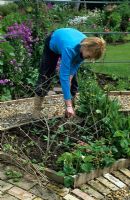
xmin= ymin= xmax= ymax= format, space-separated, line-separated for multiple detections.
xmin=56 ymin=138 xmax=117 ymax=186
xmin=5 ymin=169 xmax=23 ymax=182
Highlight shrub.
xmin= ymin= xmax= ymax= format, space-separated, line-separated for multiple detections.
xmin=0 ymin=22 xmax=38 ymax=100
xmin=0 ymin=3 xmax=18 ymax=16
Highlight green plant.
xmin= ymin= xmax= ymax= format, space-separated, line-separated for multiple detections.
xmin=116 ymin=78 xmax=130 ymax=90
xmin=113 ymin=129 xmax=130 ymax=157
xmin=1 ymin=12 xmax=27 ymax=32
xmin=103 ymin=1 xmax=130 ymax=42
xmin=0 ymin=3 xmax=18 ymax=16
xmin=118 ymin=1 xmax=130 ymax=31
xmin=56 ymin=138 xmax=116 ymax=187
xmin=5 ymin=169 xmax=23 ymax=182
xmin=3 ymin=143 xmax=16 ymax=153
xmin=0 ymin=18 xmax=39 ymax=100
xmin=77 ymin=68 xmax=121 ymax=137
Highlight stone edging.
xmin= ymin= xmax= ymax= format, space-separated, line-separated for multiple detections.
xmin=0 ymin=151 xmax=130 ymax=188
xmin=108 ymin=91 xmax=130 ymax=95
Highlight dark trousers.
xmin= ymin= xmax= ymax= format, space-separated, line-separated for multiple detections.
xmin=35 ymin=34 xmax=78 ymax=98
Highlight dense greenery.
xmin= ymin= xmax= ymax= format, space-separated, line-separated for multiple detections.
xmin=57 ymin=71 xmax=130 ymax=186
xmin=0 ymin=1 xmax=130 ymax=100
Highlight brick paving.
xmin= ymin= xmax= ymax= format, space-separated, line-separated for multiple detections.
xmin=0 ymin=162 xmax=65 ymax=200
xmin=1 ymin=159 xmax=130 ymax=200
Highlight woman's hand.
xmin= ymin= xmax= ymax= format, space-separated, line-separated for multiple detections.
xmin=65 ymin=106 xmax=75 ymax=118
xmin=65 ymin=99 xmax=75 ymax=118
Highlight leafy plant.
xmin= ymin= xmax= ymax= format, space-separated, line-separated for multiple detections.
xmin=57 ymin=138 xmax=116 ymax=185
xmin=5 ymin=169 xmax=23 ymax=182
xmin=0 ymin=3 xmax=18 ymax=16
xmin=77 ymin=67 xmax=121 ymax=137
xmin=1 ymin=12 xmax=27 ymax=32
xmin=113 ymin=129 xmax=130 ymax=157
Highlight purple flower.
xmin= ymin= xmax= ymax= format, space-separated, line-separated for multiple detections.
xmin=7 ymin=22 xmax=33 ymax=53
xmin=0 ymin=79 xmax=11 ymax=85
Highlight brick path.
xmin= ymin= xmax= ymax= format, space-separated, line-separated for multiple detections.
xmin=1 ymin=161 xmax=130 ymax=200
xmin=0 ymin=162 xmax=68 ymax=200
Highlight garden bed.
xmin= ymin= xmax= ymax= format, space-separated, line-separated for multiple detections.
xmin=0 ymin=114 xmax=130 ymax=188
xmin=1 ymin=91 xmax=130 ymax=188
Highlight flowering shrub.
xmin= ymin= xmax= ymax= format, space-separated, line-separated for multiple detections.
xmin=0 ymin=79 xmax=11 ymax=85
xmin=0 ymin=21 xmax=38 ymax=100
xmin=0 ymin=3 xmax=18 ymax=16
xmin=7 ymin=22 xmax=33 ymax=55
xmin=1 ymin=12 xmax=27 ymax=32
xmin=68 ymin=9 xmax=104 ymax=33
xmin=103 ymin=2 xmax=130 ymax=42
xmin=68 ymin=16 xmax=89 ymax=25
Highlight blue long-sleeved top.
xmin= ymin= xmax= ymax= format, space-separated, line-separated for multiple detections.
xmin=49 ymin=28 xmax=87 ymax=100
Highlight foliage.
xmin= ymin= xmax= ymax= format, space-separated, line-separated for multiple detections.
xmin=1 ymin=12 xmax=27 ymax=32
xmin=56 ymin=69 xmax=130 ymax=185
xmin=112 ymin=128 xmax=130 ymax=157
xmin=103 ymin=1 xmax=130 ymax=42
xmin=77 ymin=67 xmax=121 ymax=137
xmin=0 ymin=39 xmax=15 ymax=100
xmin=57 ymin=138 xmax=116 ymax=186
xmin=67 ymin=9 xmax=104 ymax=34
xmin=0 ymin=3 xmax=18 ymax=16
xmin=0 ymin=18 xmax=38 ymax=100
xmin=5 ymin=169 xmax=23 ymax=182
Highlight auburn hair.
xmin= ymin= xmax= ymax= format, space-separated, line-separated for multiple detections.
xmin=80 ymin=37 xmax=106 ymax=60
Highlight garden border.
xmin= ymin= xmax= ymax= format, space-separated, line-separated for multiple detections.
xmin=108 ymin=91 xmax=130 ymax=95
xmin=0 ymin=151 xmax=130 ymax=188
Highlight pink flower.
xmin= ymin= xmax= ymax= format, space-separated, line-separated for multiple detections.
xmin=47 ymin=3 xmax=53 ymax=9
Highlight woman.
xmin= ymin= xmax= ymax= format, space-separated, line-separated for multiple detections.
xmin=33 ymin=28 xmax=106 ymax=118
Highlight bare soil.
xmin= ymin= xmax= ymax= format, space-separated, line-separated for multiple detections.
xmin=0 ymin=116 xmax=84 ymax=171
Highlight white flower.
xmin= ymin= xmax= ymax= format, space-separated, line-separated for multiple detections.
xmin=68 ymin=16 xmax=88 ymax=25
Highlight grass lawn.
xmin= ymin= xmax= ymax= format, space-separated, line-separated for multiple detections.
xmin=91 ymin=42 xmax=130 ymax=78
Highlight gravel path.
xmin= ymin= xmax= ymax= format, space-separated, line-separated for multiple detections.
xmin=109 ymin=94 xmax=130 ymax=110
xmin=0 ymin=95 xmax=64 ymax=130
xmin=1 ymin=92 xmax=130 ymax=131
